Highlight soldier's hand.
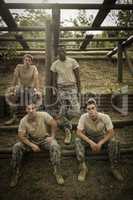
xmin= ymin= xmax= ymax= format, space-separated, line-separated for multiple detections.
xmin=89 ymin=141 xmax=97 ymax=153
xmin=31 ymin=144 xmax=40 ymax=152
xmin=45 ymin=136 xmax=54 ymax=144
xmin=95 ymin=142 xmax=103 ymax=153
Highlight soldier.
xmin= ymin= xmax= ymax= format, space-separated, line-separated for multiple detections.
xmin=75 ymin=98 xmax=124 ymax=182
xmin=10 ymin=103 xmax=64 ymax=187
xmin=5 ymin=54 xmax=41 ymax=125
xmin=51 ymin=47 xmax=80 ymax=142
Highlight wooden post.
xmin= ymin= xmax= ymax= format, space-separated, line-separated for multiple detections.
xmin=117 ymin=41 xmax=123 ymax=82
xmin=52 ymin=8 xmax=60 ymax=57
xmin=124 ymin=49 xmax=133 ymax=76
xmin=45 ymin=19 xmax=54 ymax=106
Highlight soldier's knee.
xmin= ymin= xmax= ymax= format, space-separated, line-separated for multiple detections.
xmin=12 ymin=142 xmax=23 ymax=153
xmin=75 ymin=137 xmax=81 ymax=145
xmin=51 ymin=140 xmax=60 ymax=151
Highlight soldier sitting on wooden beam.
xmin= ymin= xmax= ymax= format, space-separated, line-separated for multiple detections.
xmin=10 ymin=103 xmax=64 ymax=187
xmin=75 ymin=98 xmax=124 ymax=182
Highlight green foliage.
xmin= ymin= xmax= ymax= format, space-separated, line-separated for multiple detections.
xmin=13 ymin=9 xmax=51 ymax=48
xmin=109 ymin=0 xmax=133 ymax=37
xmin=61 ymin=10 xmax=94 ymax=47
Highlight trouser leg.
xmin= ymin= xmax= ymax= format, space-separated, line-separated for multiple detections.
xmin=108 ymin=138 xmax=120 ymax=167
xmin=11 ymin=142 xmax=26 ymax=170
xmin=41 ymin=139 xmax=64 ymax=184
xmin=75 ymin=137 xmax=88 ymax=181
xmin=108 ymin=138 xmax=124 ymax=181
xmin=75 ymin=137 xmax=85 ymax=163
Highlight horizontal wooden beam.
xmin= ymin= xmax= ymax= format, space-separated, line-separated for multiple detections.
xmin=0 ymin=26 xmax=133 ymax=32
xmin=6 ymin=3 xmax=133 ymax=10
xmin=0 ymin=37 xmax=127 ymax=42
xmin=0 ymin=47 xmax=114 ymax=52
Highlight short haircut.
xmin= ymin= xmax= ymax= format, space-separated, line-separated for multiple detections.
xmin=86 ymin=98 xmax=97 ymax=107
xmin=23 ymin=54 xmax=33 ymax=61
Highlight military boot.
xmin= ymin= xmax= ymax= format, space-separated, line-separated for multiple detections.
xmin=64 ymin=129 xmax=72 ymax=144
xmin=10 ymin=168 xmax=20 ymax=187
xmin=78 ymin=162 xmax=88 ymax=182
xmin=111 ymin=166 xmax=124 ymax=181
xmin=53 ymin=166 xmax=64 ymax=185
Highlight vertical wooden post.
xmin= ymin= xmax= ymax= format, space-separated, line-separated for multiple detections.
xmin=117 ymin=41 xmax=123 ymax=82
xmin=52 ymin=8 xmax=60 ymax=57
xmin=124 ymin=49 xmax=133 ymax=76
xmin=45 ymin=19 xmax=54 ymax=106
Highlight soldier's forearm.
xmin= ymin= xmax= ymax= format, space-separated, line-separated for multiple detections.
xmin=99 ymin=130 xmax=114 ymax=145
xmin=19 ymin=136 xmax=34 ymax=148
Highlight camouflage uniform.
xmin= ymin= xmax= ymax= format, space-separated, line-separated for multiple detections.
xmin=75 ymin=128 xmax=120 ymax=166
xmin=57 ymin=115 xmax=72 ymax=132
xmin=58 ymin=84 xmax=80 ymax=117
xmin=11 ymin=137 xmax=61 ymax=170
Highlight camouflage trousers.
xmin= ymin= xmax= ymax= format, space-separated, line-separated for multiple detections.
xmin=75 ymin=136 xmax=120 ymax=166
xmin=7 ymin=86 xmax=41 ymax=107
xmin=11 ymin=138 xmax=61 ymax=170
xmin=57 ymin=84 xmax=80 ymax=117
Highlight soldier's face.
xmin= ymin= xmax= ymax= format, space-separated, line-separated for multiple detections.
xmin=87 ymin=104 xmax=97 ymax=120
xmin=58 ymin=50 xmax=66 ymax=61
xmin=26 ymin=104 xmax=36 ymax=118
xmin=23 ymin=57 xmax=32 ymax=66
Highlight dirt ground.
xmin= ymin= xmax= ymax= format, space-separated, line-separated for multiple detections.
xmin=0 ymin=157 xmax=133 ymax=200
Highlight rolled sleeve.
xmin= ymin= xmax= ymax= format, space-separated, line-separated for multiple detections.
xmin=77 ymin=115 xmax=85 ymax=131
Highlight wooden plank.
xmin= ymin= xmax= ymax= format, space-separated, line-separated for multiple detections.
xmin=80 ymin=0 xmax=117 ymax=48
xmin=45 ymin=19 xmax=54 ymax=105
xmin=52 ymin=8 xmax=60 ymax=57
xmin=6 ymin=3 xmax=133 ymax=10
xmin=92 ymin=0 xmax=117 ymax=27
xmin=107 ymin=35 xmax=133 ymax=57
xmin=0 ymin=0 xmax=29 ymax=49
xmin=124 ymin=49 xmax=133 ymax=76
xmin=80 ymin=34 xmax=93 ymax=50
xmin=0 ymin=0 xmax=17 ymax=28
xmin=0 ymin=26 xmax=133 ymax=32
xmin=15 ymin=34 xmax=30 ymax=50
xmin=0 ymin=37 xmax=127 ymax=42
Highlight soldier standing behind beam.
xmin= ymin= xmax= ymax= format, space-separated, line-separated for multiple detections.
xmin=50 ymin=47 xmax=80 ymax=144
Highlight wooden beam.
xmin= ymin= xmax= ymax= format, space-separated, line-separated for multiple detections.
xmin=15 ymin=34 xmax=30 ymax=50
xmin=6 ymin=3 xmax=133 ymax=10
xmin=0 ymin=0 xmax=17 ymax=28
xmin=80 ymin=0 xmax=117 ymax=49
xmin=107 ymin=35 xmax=133 ymax=57
xmin=0 ymin=26 xmax=133 ymax=32
xmin=52 ymin=8 xmax=60 ymax=57
xmin=45 ymin=20 xmax=54 ymax=106
xmin=124 ymin=49 xmax=133 ymax=76
xmin=0 ymin=0 xmax=29 ymax=49
xmin=0 ymin=47 xmax=114 ymax=51
xmin=117 ymin=41 xmax=123 ymax=83
xmin=0 ymin=37 xmax=127 ymax=42
xmin=80 ymin=34 xmax=93 ymax=50
xmin=92 ymin=0 xmax=117 ymax=27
